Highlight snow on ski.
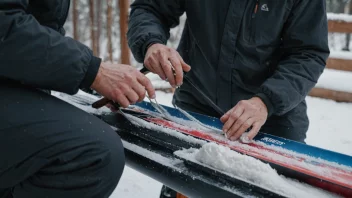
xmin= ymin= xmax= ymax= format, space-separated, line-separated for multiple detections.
xmin=52 ymin=92 xmax=352 ymax=197
xmin=120 ymin=101 xmax=352 ymax=197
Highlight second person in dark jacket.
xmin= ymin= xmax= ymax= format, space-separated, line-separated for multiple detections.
xmin=127 ymin=0 xmax=329 ymax=143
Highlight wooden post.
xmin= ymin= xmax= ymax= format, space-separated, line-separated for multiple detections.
xmin=309 ymin=87 xmax=352 ymax=103
xmin=118 ymin=0 xmax=130 ymax=65
xmin=107 ymin=0 xmax=113 ymax=62
xmin=89 ymin=0 xmax=98 ymax=56
xmin=72 ymin=0 xmax=79 ymax=40
xmin=96 ymin=0 xmax=102 ymax=57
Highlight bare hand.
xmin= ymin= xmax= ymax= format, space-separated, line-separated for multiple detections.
xmin=220 ymin=97 xmax=268 ymax=141
xmin=144 ymin=43 xmax=191 ymax=87
xmin=91 ymin=62 xmax=155 ymax=108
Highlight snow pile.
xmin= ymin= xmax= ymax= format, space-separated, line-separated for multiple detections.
xmin=329 ymin=51 xmax=352 ymax=60
xmin=315 ymin=68 xmax=352 ymax=93
xmin=327 ymin=13 xmax=352 ymax=23
xmin=176 ymin=143 xmax=341 ymax=198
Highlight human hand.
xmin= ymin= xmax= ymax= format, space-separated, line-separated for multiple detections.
xmin=144 ymin=43 xmax=191 ymax=87
xmin=91 ymin=62 xmax=155 ymax=108
xmin=220 ymin=97 xmax=268 ymax=142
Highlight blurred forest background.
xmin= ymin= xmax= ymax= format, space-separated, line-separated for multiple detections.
xmin=63 ymin=0 xmax=352 ymax=65
xmin=63 ymin=0 xmax=185 ymax=67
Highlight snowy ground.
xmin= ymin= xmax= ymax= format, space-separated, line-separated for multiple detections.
xmin=107 ymin=89 xmax=352 ymax=197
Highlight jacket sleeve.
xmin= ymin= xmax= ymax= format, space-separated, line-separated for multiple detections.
xmin=0 ymin=1 xmax=101 ymax=95
xmin=255 ymin=0 xmax=330 ymax=117
xmin=127 ymin=0 xmax=185 ymax=63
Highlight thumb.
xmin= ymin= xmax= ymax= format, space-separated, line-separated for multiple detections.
xmin=220 ymin=110 xmax=231 ymax=123
xmin=177 ymin=54 xmax=191 ymax=72
xmin=181 ymin=61 xmax=191 ymax=72
xmin=246 ymin=122 xmax=261 ymax=140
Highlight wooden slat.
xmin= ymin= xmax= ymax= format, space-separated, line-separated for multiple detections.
xmin=119 ymin=0 xmax=131 ymax=65
xmin=328 ymin=20 xmax=352 ymax=33
xmin=309 ymin=87 xmax=352 ymax=102
xmin=176 ymin=193 xmax=188 ymax=198
xmin=326 ymin=58 xmax=352 ymax=72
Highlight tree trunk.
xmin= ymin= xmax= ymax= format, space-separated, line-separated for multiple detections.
xmin=89 ymin=0 xmax=98 ymax=56
xmin=96 ymin=0 xmax=102 ymax=57
xmin=119 ymin=0 xmax=130 ymax=65
xmin=107 ymin=0 xmax=113 ymax=62
xmin=72 ymin=0 xmax=79 ymax=40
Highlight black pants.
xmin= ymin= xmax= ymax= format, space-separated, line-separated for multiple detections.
xmin=0 ymin=83 xmax=125 ymax=198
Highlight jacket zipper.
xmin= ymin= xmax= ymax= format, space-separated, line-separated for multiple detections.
xmin=252 ymin=0 xmax=259 ymax=19
xmin=248 ymin=0 xmax=259 ymax=42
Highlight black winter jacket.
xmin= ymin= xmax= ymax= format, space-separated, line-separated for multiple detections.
xmin=127 ymin=0 xmax=330 ymax=132
xmin=0 ymin=0 xmax=101 ymax=95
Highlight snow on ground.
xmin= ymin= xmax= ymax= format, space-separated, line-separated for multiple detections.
xmin=315 ymin=68 xmax=352 ymax=93
xmin=327 ymin=12 xmax=352 ymax=23
xmin=306 ymin=96 xmax=352 ymax=156
xmin=329 ymin=50 xmax=352 ymax=60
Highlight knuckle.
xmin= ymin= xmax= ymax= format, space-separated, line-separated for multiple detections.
xmin=239 ymin=100 xmax=247 ymax=106
xmin=144 ymin=59 xmax=150 ymax=66
xmin=139 ymin=91 xmax=146 ymax=99
xmin=125 ymin=74 xmax=134 ymax=82
xmin=243 ymin=123 xmax=250 ymax=129
xmin=121 ymin=85 xmax=131 ymax=93
xmin=230 ymin=113 xmax=238 ymax=119
xmin=238 ymin=118 xmax=245 ymax=124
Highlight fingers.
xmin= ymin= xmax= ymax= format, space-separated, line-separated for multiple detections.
xmin=169 ymin=56 xmax=183 ymax=86
xmin=132 ymin=80 xmax=147 ymax=102
xmin=177 ymin=53 xmax=191 ymax=72
xmin=146 ymin=56 xmax=167 ymax=80
xmin=160 ymin=52 xmax=176 ymax=87
xmin=220 ymin=109 xmax=232 ymax=123
xmin=229 ymin=118 xmax=255 ymax=141
xmin=137 ymin=73 xmax=155 ymax=99
xmin=227 ymin=112 xmax=252 ymax=139
xmin=115 ymin=92 xmax=130 ymax=108
xmin=246 ymin=122 xmax=261 ymax=140
xmin=222 ymin=106 xmax=244 ymax=133
xmin=144 ymin=44 xmax=190 ymax=87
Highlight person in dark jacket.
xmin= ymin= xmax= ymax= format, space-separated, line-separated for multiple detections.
xmin=0 ymin=0 xmax=155 ymax=198
xmin=127 ymin=0 xmax=329 ymax=197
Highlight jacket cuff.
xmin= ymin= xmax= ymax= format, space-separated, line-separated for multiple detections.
xmin=142 ymin=38 xmax=164 ymax=59
xmin=80 ymin=56 xmax=101 ymax=90
xmin=255 ymin=93 xmax=274 ymax=117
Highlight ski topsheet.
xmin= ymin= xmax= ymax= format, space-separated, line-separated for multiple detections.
xmin=118 ymin=101 xmax=352 ymax=197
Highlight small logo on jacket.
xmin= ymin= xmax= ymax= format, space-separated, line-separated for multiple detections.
xmin=261 ymin=4 xmax=269 ymax=11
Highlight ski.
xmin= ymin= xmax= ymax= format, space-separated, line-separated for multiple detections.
xmin=59 ymin=92 xmax=352 ymax=197
xmin=108 ymin=101 xmax=352 ymax=197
